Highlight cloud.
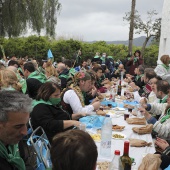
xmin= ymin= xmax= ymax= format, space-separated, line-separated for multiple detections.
xmin=56 ymin=0 xmax=164 ymax=41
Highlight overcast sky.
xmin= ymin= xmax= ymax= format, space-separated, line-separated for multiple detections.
xmin=56 ymin=0 xmax=164 ymax=41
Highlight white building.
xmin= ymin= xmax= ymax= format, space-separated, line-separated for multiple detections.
xmin=158 ymin=0 xmax=170 ymax=64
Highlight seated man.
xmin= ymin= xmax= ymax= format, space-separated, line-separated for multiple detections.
xmin=92 ymin=65 xmax=110 ymax=91
xmin=0 ymin=91 xmax=32 ymax=170
xmin=23 ymin=62 xmax=47 ymax=98
xmin=113 ymin=64 xmax=126 ymax=79
xmin=139 ymin=90 xmax=170 ymax=139
xmin=130 ymin=68 xmax=156 ymax=98
xmin=50 ymin=129 xmax=98 ymax=170
xmin=56 ymin=62 xmax=69 ymax=89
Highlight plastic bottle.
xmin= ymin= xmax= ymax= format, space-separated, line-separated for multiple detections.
xmin=109 ymin=150 xmax=120 ymax=170
xmin=119 ymin=141 xmax=132 ymax=170
xmin=100 ymin=114 xmax=112 ymax=157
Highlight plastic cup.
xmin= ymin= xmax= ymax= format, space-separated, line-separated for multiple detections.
xmin=128 ymin=108 xmax=133 ymax=113
xmin=78 ymin=123 xmax=86 ymax=132
xmin=124 ymin=113 xmax=130 ymax=120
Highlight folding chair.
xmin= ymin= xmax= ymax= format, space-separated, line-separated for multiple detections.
xmin=28 ymin=126 xmax=52 ymax=170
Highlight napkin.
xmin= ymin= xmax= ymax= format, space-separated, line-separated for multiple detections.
xmin=129 ymin=138 xmax=152 ymax=147
xmin=126 ymin=117 xmax=146 ymax=125
xmin=138 ymin=153 xmax=162 ymax=170
xmin=132 ymin=124 xmax=153 ymax=134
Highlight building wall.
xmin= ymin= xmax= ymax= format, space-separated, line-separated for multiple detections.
xmin=158 ymin=0 xmax=170 ymax=64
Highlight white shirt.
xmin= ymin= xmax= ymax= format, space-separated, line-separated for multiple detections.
xmin=154 ymin=63 xmax=170 ymax=84
xmin=63 ymin=89 xmax=94 ymax=114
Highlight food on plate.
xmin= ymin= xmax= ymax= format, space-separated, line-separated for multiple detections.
xmin=96 ymin=95 xmax=104 ymax=101
xmin=124 ymin=104 xmax=134 ymax=109
xmin=90 ymin=134 xmax=101 ymax=141
xmin=104 ymin=110 xmax=115 ymax=114
xmin=112 ymin=133 xmax=125 ymax=139
xmin=105 ymin=94 xmax=110 ymax=98
xmin=115 ymin=95 xmax=126 ymax=100
xmin=97 ymin=161 xmax=110 ymax=170
xmin=96 ymin=110 xmax=106 ymax=116
xmin=112 ymin=125 xmax=125 ymax=130
xmin=127 ymin=87 xmax=134 ymax=92
xmin=97 ymin=128 xmax=101 ymax=134
xmin=100 ymin=105 xmax=111 ymax=110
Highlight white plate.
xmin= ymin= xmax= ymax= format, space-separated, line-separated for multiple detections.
xmin=112 ymin=127 xmax=125 ymax=132
xmin=112 ymin=133 xmax=126 ymax=140
xmin=112 ymin=107 xmax=125 ymax=111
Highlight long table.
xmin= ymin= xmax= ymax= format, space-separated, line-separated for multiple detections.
xmin=95 ymin=111 xmax=156 ymax=170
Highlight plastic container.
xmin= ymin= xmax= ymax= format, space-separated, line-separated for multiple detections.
xmin=100 ymin=115 xmax=112 ymax=157
xmin=109 ymin=150 xmax=120 ymax=170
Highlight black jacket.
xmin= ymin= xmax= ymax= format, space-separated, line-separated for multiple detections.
xmin=26 ymin=78 xmax=43 ymax=99
xmin=59 ymin=69 xmax=69 ymax=89
xmin=0 ymin=157 xmax=17 ymax=170
xmin=31 ymin=104 xmax=71 ymax=143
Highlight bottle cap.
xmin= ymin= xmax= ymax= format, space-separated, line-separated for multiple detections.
xmin=114 ymin=150 xmax=120 ymax=155
xmin=105 ymin=114 xmax=110 ymax=117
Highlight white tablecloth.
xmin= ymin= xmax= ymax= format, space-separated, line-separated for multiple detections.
xmin=92 ymin=112 xmax=156 ymax=170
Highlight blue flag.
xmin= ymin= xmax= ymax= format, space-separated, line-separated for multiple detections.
xmin=47 ymin=49 xmax=53 ymax=59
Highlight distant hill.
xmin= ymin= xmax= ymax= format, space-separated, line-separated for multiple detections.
xmin=88 ymin=36 xmax=153 ymax=47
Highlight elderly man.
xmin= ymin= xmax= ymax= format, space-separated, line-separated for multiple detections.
xmin=113 ymin=63 xmax=126 ymax=79
xmin=0 ymin=91 xmax=32 ymax=170
xmin=56 ymin=62 xmax=69 ymax=89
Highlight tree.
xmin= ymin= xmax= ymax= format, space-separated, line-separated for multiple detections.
xmin=1 ymin=0 xmax=61 ymax=38
xmin=128 ymin=0 xmax=136 ymax=55
xmin=124 ymin=10 xmax=161 ymax=56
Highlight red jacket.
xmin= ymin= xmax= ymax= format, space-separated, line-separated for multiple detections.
xmin=126 ymin=57 xmax=143 ymax=75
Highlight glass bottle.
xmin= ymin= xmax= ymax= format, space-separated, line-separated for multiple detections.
xmin=117 ymin=80 xmax=122 ymax=96
xmin=119 ymin=141 xmax=132 ymax=170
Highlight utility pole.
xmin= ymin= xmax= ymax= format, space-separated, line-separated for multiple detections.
xmin=128 ymin=0 xmax=136 ymax=55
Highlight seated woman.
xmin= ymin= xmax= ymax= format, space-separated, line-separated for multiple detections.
xmin=154 ymin=55 xmax=170 ymax=84
xmin=139 ymin=92 xmax=170 ymax=139
xmin=31 ymin=82 xmax=84 ymax=143
xmin=61 ymin=71 xmax=100 ymax=115
xmin=84 ymin=71 xmax=98 ymax=105
xmin=0 ymin=69 xmax=21 ymax=91
xmin=51 ymin=129 xmax=98 ymax=170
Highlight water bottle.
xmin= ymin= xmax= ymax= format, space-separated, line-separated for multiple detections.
xmin=109 ymin=150 xmax=120 ymax=170
xmin=100 ymin=115 xmax=112 ymax=157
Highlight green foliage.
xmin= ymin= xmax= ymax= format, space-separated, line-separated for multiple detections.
xmin=0 ymin=36 xmax=159 ymax=66
xmin=143 ymin=45 xmax=159 ymax=67
xmin=1 ymin=0 xmax=61 ymax=38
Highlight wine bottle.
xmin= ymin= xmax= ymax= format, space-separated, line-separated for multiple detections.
xmin=119 ymin=141 xmax=132 ymax=170
xmin=117 ymin=80 xmax=122 ymax=96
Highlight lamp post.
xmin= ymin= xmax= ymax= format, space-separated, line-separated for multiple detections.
xmin=0 ymin=0 xmax=5 ymax=37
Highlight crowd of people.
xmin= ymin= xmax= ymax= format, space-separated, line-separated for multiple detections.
xmin=0 ymin=50 xmax=170 ymax=169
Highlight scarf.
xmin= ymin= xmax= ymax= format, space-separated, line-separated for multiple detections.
xmin=0 ymin=141 xmax=25 ymax=170
xmin=133 ymin=57 xmax=138 ymax=65
xmin=22 ymin=70 xmax=47 ymax=94
xmin=28 ymin=70 xmax=47 ymax=83
xmin=159 ymin=95 xmax=168 ymax=104
xmin=32 ymin=99 xmax=52 ymax=108
xmin=161 ymin=64 xmax=170 ymax=71
xmin=160 ymin=108 xmax=170 ymax=124
xmin=135 ymin=74 xmax=144 ymax=81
